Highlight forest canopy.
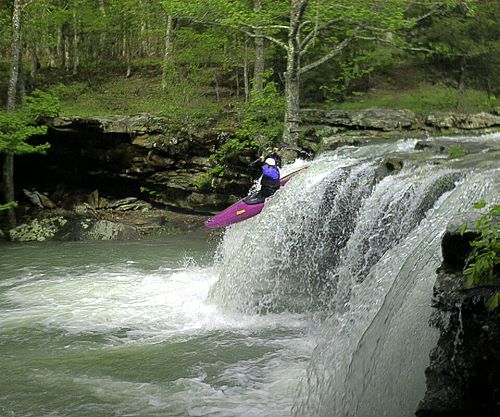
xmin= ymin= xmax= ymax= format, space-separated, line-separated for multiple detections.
xmin=0 ymin=0 xmax=499 ymax=144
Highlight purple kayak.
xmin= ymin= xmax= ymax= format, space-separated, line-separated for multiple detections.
xmin=204 ymin=167 xmax=307 ymax=229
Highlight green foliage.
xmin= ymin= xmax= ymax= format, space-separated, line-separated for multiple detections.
xmin=238 ymin=73 xmax=284 ymax=147
xmin=0 ymin=113 xmax=49 ymax=154
xmin=194 ymin=73 xmax=284 ymax=190
xmin=194 ymin=136 xmax=258 ymax=190
xmin=463 ymin=202 xmax=500 ymax=311
xmin=0 ymin=201 xmax=18 ymax=212
xmin=0 ymin=90 xmax=59 ymax=155
xmin=417 ymin=1 xmax=500 ymax=93
xmin=25 ymin=90 xmax=61 ymax=121
xmin=447 ymin=145 xmax=468 ymax=159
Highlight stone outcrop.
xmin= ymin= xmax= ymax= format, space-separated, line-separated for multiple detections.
xmin=301 ymin=108 xmax=420 ymax=131
xmin=9 ymin=216 xmax=69 ymax=242
xmin=299 ymin=108 xmax=500 ymax=152
xmin=416 ymin=215 xmax=500 ymax=417
xmin=17 ymin=114 xmax=254 ymax=215
xmin=8 ymin=197 xmax=205 ymax=242
xmin=426 ymin=112 xmax=500 ymax=130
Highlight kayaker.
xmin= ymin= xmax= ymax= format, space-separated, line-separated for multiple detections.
xmin=259 ymin=156 xmax=281 ymax=198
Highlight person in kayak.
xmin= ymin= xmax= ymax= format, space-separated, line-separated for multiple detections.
xmin=259 ymin=156 xmax=281 ymax=198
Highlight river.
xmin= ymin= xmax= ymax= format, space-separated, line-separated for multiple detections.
xmin=0 ymin=235 xmax=315 ymax=416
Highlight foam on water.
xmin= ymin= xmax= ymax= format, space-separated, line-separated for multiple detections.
xmin=0 ymin=241 xmax=315 ymax=416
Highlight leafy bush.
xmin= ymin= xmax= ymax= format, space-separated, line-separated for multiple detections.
xmin=194 ymin=75 xmax=284 ymax=190
xmin=237 ymin=73 xmax=284 ymax=148
xmin=462 ymin=201 xmax=500 ymax=310
xmin=0 ymin=90 xmax=59 ymax=155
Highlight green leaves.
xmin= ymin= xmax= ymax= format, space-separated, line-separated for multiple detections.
xmin=0 ymin=201 xmax=18 ymax=212
xmin=463 ymin=202 xmax=500 ymax=310
xmin=238 ymin=72 xmax=284 ymax=146
xmin=25 ymin=90 xmax=61 ymax=122
xmin=0 ymin=112 xmax=49 ymax=155
xmin=0 ymin=90 xmax=58 ymax=155
xmin=486 ymin=292 xmax=500 ymax=311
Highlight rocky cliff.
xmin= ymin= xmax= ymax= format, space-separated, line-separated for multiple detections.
xmin=416 ymin=215 xmax=500 ymax=417
xmin=18 ymin=114 xmax=255 ymax=214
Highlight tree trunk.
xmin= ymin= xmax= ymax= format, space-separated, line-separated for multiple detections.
xmin=29 ymin=44 xmax=40 ymax=78
xmin=72 ymin=7 xmax=79 ymax=75
xmin=2 ymin=155 xmax=16 ymax=229
xmin=7 ymin=0 xmax=22 ymax=112
xmin=243 ymin=37 xmax=250 ymax=102
xmin=252 ymin=0 xmax=265 ymax=93
xmin=98 ymin=0 xmax=107 ymax=59
xmin=161 ymin=14 xmax=174 ymax=90
xmin=283 ymin=52 xmax=301 ymax=146
xmin=125 ymin=32 xmax=132 ymax=78
xmin=18 ymin=56 xmax=26 ymax=106
xmin=3 ymin=0 xmax=22 ymax=230
xmin=282 ymin=0 xmax=308 ymax=146
xmin=458 ymin=55 xmax=466 ymax=93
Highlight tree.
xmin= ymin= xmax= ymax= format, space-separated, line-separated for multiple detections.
xmin=418 ymin=1 xmax=500 ymax=96
xmin=252 ymin=0 xmax=265 ymax=92
xmin=164 ymin=0 xmax=467 ymax=145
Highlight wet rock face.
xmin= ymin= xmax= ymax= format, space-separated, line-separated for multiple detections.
xmin=417 ymin=219 xmax=500 ymax=417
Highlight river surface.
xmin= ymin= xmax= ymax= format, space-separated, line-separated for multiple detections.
xmin=0 ymin=234 xmax=315 ymax=417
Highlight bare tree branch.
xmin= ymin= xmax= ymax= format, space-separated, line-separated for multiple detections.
xmin=353 ymin=34 xmax=434 ymax=53
xmin=300 ymin=17 xmax=343 ymax=52
xmin=240 ymin=29 xmax=288 ymax=51
xmin=240 ymin=23 xmax=290 ymax=30
xmin=299 ymin=36 xmax=353 ymax=74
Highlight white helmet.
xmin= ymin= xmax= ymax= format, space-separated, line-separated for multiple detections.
xmin=265 ymin=157 xmax=276 ymax=166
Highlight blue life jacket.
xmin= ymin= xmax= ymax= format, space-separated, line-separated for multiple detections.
xmin=261 ymin=165 xmax=280 ymax=196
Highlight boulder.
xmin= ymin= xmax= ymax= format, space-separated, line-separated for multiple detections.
xmin=82 ymin=220 xmax=140 ymax=240
xmin=319 ymin=135 xmax=365 ymax=152
xmin=425 ymin=112 xmax=458 ymax=129
xmin=9 ymin=216 xmax=68 ymax=242
xmin=456 ymin=112 xmax=500 ymax=129
xmin=107 ymin=197 xmax=151 ymax=211
xmin=23 ymin=189 xmax=43 ymax=208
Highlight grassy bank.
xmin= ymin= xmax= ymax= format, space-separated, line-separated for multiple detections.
xmin=50 ymin=77 xmax=500 ymax=119
xmin=2 ymin=64 xmax=499 ymax=120
xmin=334 ymin=84 xmax=499 ymax=115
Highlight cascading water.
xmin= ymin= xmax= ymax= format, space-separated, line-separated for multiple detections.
xmin=210 ymin=135 xmax=499 ymax=416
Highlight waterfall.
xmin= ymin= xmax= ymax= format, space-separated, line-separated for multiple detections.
xmin=293 ymin=170 xmax=498 ymax=417
xmin=209 ymin=138 xmax=499 ymax=416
